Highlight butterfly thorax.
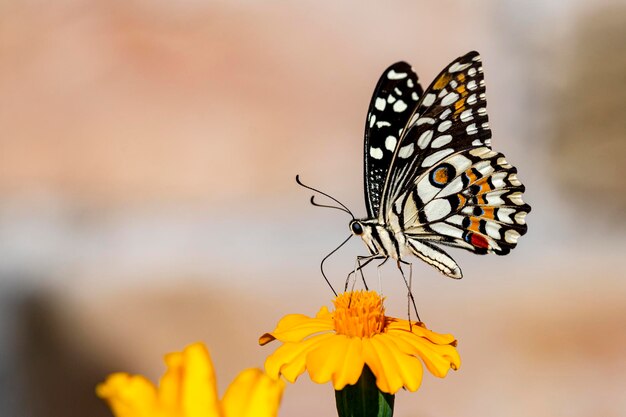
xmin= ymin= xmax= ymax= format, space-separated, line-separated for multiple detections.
xmin=349 ymin=218 xmax=408 ymax=260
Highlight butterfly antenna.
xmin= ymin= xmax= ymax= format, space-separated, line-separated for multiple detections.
xmin=320 ymin=234 xmax=353 ymax=296
xmin=296 ymin=175 xmax=354 ymax=219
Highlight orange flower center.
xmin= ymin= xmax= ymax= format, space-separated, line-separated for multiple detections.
xmin=332 ymin=291 xmax=386 ymax=338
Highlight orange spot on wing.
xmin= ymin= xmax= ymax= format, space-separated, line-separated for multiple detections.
xmin=466 ymin=169 xmax=477 ymax=183
xmin=457 ymin=73 xmax=466 ymax=83
xmin=453 ymin=98 xmax=467 ymax=118
xmin=433 ymin=73 xmax=452 ymax=90
xmin=468 ymin=217 xmax=481 ymax=233
xmin=481 ymin=207 xmax=495 ymax=219
xmin=435 ymin=168 xmax=449 ymax=184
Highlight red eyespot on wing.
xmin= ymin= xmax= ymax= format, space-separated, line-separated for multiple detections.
xmin=471 ymin=233 xmax=489 ymax=249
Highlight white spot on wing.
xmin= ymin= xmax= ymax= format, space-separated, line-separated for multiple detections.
xmin=515 ymin=211 xmax=527 ymax=225
xmin=460 ymin=109 xmax=473 ymax=122
xmin=422 ymin=148 xmax=454 ymax=167
xmin=449 ymin=62 xmax=471 ymax=72
xmin=438 ymin=120 xmax=452 ymax=132
xmin=504 ymin=229 xmax=520 ymax=244
xmin=385 ymin=136 xmax=397 ymax=151
xmin=423 ymin=199 xmax=453 ymax=222
xmin=485 ymin=222 xmax=501 ymax=240
xmin=407 ymin=79 xmax=414 ymax=88
xmin=509 ymin=192 xmax=525 ymax=205
xmin=375 ymin=98 xmax=386 ymax=111
xmin=376 ymin=121 xmax=391 ymax=128
xmin=508 ymin=173 xmax=521 ymax=186
xmin=417 ymin=117 xmax=435 ymax=126
xmin=441 ymin=92 xmax=460 ymax=106
xmin=387 ymin=94 xmax=396 ymax=103
xmin=467 ymin=80 xmax=477 ymax=91
xmin=387 ymin=69 xmax=407 ymax=80
xmin=497 ymin=208 xmax=515 ymax=224
xmin=370 ymin=147 xmax=383 ymax=160
xmin=393 ymin=100 xmax=408 ymax=112
xmin=369 ymin=114 xmax=376 ymax=128
xmin=439 ymin=109 xmax=452 ymax=120
xmin=422 ymin=93 xmax=436 ymax=106
xmin=466 ymin=123 xmax=478 ymax=135
xmin=398 ymin=143 xmax=415 ymax=159
xmin=417 ymin=130 xmax=433 ymax=149
xmin=431 ymin=135 xmax=452 ymax=148
xmin=411 ymin=92 xmax=418 ymax=101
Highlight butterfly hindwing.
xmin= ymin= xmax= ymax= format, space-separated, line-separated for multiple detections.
xmin=402 ymin=147 xmax=530 ymax=256
xmin=380 ymin=51 xmax=490 ymax=219
xmin=364 ymin=62 xmax=423 ymax=218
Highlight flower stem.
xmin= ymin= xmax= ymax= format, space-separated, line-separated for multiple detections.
xmin=334 ymin=365 xmax=394 ymax=417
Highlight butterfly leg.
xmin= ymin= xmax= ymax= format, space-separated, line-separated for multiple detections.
xmin=376 ymin=257 xmax=389 ymax=299
xmin=397 ymin=260 xmax=421 ymax=326
xmin=345 ymin=255 xmax=381 ymax=292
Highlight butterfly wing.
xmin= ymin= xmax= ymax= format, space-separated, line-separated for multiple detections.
xmin=379 ymin=51 xmax=530 ymax=276
xmin=364 ymin=62 xmax=423 ymax=218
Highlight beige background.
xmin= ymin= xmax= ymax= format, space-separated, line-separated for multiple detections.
xmin=1 ymin=1 xmax=625 ymax=416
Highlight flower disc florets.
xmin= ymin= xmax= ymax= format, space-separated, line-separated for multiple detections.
xmin=332 ymin=291 xmax=386 ymax=337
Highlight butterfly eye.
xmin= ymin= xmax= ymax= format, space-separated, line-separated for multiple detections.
xmin=350 ymin=221 xmax=364 ymax=235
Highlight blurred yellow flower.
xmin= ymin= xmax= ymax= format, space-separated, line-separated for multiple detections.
xmin=97 ymin=342 xmax=284 ymax=417
xmin=260 ymin=291 xmax=460 ymax=394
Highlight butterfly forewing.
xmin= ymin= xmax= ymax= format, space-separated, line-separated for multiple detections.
xmin=364 ymin=62 xmax=423 ymax=218
xmin=380 ymin=51 xmax=491 ymax=219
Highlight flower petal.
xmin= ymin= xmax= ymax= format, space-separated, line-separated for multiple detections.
xmin=264 ymin=333 xmax=335 ymax=382
xmin=362 ymin=335 xmax=424 ymax=394
xmin=388 ymin=330 xmax=460 ymax=377
xmin=387 ymin=319 xmax=457 ymax=345
xmin=306 ymin=335 xmax=364 ymax=390
xmin=222 ymin=368 xmax=285 ymax=417
xmin=96 ymin=373 xmax=160 ymax=417
xmin=262 ymin=312 xmax=334 ymax=344
xmin=167 ymin=343 xmax=221 ymax=417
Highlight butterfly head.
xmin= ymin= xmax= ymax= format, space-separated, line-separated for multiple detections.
xmin=349 ymin=220 xmax=364 ymax=236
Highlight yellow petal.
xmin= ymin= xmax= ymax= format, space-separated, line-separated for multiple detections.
xmin=314 ymin=306 xmax=333 ymax=320
xmin=177 ymin=343 xmax=221 ymax=417
xmin=306 ymin=335 xmax=364 ymax=390
xmin=390 ymin=331 xmax=460 ymax=377
xmin=362 ymin=336 xmax=423 ymax=394
xmin=222 ymin=368 xmax=285 ymax=417
xmin=387 ymin=320 xmax=457 ymax=345
xmin=159 ymin=351 xmax=183 ymax=413
xmin=96 ymin=373 xmax=160 ymax=417
xmin=263 ymin=313 xmax=334 ymax=344
xmin=264 ymin=333 xmax=334 ymax=382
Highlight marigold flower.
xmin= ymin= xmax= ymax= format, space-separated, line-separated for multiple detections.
xmin=260 ymin=291 xmax=460 ymax=394
xmin=97 ymin=342 xmax=284 ymax=417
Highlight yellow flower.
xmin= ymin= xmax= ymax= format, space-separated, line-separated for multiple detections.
xmin=259 ymin=291 xmax=460 ymax=395
xmin=97 ymin=342 xmax=284 ymax=417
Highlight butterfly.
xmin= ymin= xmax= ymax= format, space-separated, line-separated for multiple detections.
xmin=336 ymin=51 xmax=530 ymax=280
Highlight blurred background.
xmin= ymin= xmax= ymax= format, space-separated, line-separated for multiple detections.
xmin=1 ymin=1 xmax=625 ymax=416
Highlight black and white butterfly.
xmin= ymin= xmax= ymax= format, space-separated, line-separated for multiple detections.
xmin=300 ymin=51 xmax=530 ymax=289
